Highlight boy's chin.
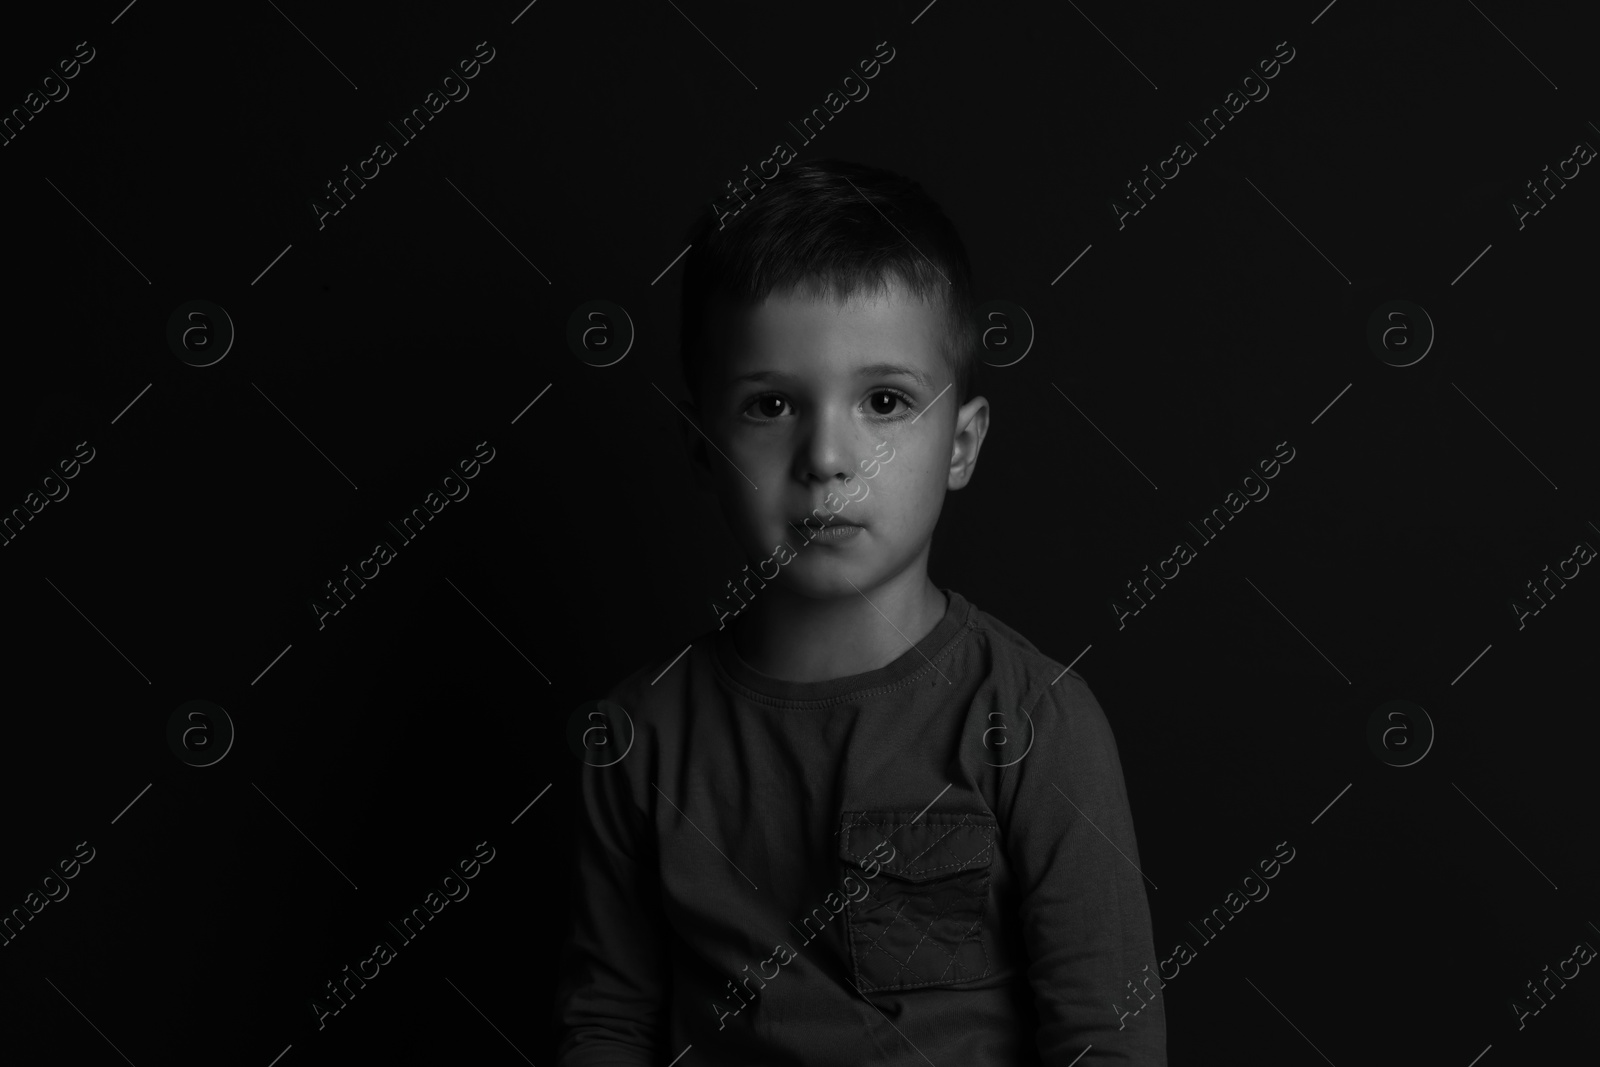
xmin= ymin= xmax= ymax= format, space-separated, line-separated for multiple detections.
xmin=772 ymin=557 xmax=876 ymax=600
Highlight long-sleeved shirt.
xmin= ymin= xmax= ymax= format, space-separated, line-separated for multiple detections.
xmin=555 ymin=587 xmax=1167 ymax=1065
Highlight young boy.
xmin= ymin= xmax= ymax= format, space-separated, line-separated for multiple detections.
xmin=555 ymin=160 xmax=1166 ymax=1065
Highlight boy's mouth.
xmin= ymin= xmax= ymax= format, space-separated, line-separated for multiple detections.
xmin=787 ymin=516 xmax=865 ymax=541
xmin=803 ymin=521 xmax=864 ymax=542
xmin=787 ymin=515 xmax=864 ymax=534
xmin=788 ymin=513 xmax=863 ymax=529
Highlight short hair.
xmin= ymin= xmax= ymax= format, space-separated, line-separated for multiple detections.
xmin=677 ymin=159 xmax=979 ymax=412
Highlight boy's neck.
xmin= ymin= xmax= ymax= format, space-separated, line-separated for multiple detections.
xmin=729 ymin=562 xmax=950 ymax=684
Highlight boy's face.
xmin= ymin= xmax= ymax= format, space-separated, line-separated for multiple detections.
xmin=687 ymin=278 xmax=988 ymax=601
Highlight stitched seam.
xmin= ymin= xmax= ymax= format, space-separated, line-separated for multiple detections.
xmin=853 ymin=893 xmax=931 ymax=989
xmin=712 ymin=616 xmax=977 ymax=709
xmin=889 ymin=883 xmax=969 ymax=983
xmin=839 ymin=807 xmax=996 ymax=992
xmin=850 ymin=865 xmax=991 ymax=990
xmin=899 ymin=868 xmax=993 ymax=990
xmin=854 ymin=877 xmax=954 ymax=987
xmin=842 ymin=819 xmax=996 ymax=876
xmin=933 ymin=871 xmax=992 ymax=983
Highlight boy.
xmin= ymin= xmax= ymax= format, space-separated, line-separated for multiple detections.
xmin=555 ymin=160 xmax=1166 ymax=1064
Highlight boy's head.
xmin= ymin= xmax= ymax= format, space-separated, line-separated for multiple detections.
xmin=677 ymin=159 xmax=990 ymax=602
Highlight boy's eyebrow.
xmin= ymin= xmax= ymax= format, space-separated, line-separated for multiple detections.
xmin=857 ymin=362 xmax=934 ymax=388
xmin=729 ymin=363 xmax=935 ymax=389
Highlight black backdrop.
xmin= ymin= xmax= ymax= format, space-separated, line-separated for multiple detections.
xmin=1 ymin=1 xmax=1596 ymax=1064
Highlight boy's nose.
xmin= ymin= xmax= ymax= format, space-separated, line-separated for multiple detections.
xmin=795 ymin=412 xmax=861 ymax=483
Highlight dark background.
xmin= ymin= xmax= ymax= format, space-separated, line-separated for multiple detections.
xmin=1 ymin=0 xmax=1595 ymax=1064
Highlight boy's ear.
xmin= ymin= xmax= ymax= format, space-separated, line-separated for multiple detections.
xmin=948 ymin=394 xmax=990 ymax=491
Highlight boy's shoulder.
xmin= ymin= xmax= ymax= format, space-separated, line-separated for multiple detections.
xmin=963 ymin=594 xmax=1095 ymax=702
xmin=597 ymin=635 xmax=711 ymax=726
xmin=958 ymin=595 xmax=1125 ymax=775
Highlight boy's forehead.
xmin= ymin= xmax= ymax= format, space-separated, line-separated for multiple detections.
xmin=707 ymin=282 xmax=946 ymax=381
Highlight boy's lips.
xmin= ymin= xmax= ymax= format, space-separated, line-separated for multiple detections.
xmin=788 ymin=514 xmax=862 ymax=529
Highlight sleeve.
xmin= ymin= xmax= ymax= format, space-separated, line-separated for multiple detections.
xmin=998 ymin=672 xmax=1167 ymax=1065
xmin=553 ymin=699 xmax=672 ymax=1066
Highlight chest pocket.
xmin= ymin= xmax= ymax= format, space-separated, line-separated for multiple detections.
xmin=837 ymin=809 xmax=997 ymax=993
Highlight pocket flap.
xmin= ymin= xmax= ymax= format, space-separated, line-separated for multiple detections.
xmin=838 ymin=810 xmax=996 ymax=883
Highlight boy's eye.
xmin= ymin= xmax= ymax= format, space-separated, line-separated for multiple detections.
xmin=739 ymin=390 xmax=917 ymax=422
xmin=746 ymin=395 xmax=790 ymax=420
xmin=866 ymin=390 xmax=912 ymax=417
